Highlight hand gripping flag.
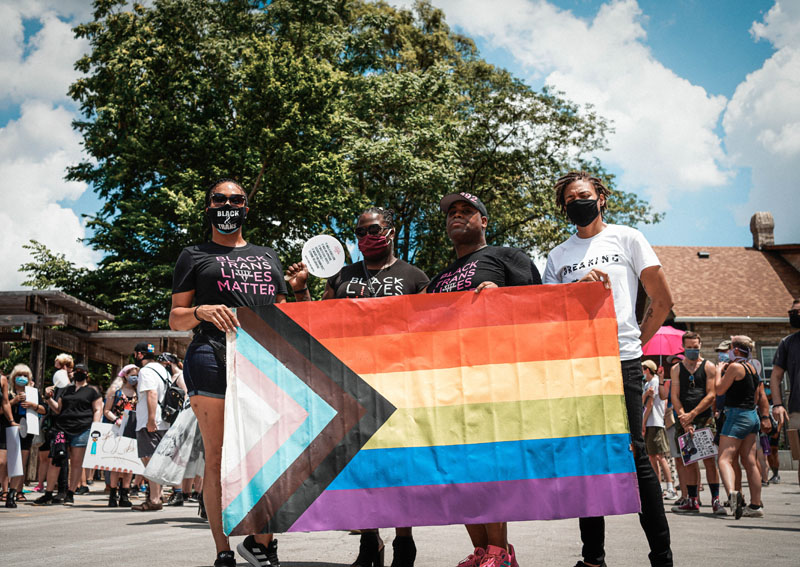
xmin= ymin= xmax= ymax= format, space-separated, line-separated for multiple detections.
xmin=221 ymin=283 xmax=639 ymax=535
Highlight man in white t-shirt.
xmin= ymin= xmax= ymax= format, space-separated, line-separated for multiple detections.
xmin=642 ymin=360 xmax=676 ymax=500
xmin=131 ymin=342 xmax=171 ymax=512
xmin=544 ymin=171 xmax=674 ymax=567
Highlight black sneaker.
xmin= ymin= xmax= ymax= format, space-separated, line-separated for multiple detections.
xmin=33 ymin=492 xmax=54 ymax=506
xmin=214 ymin=551 xmax=237 ymax=567
xmin=237 ymin=535 xmax=280 ymax=567
xmin=63 ymin=491 xmax=74 ymax=505
xmin=166 ymin=491 xmax=185 ymax=506
xmin=75 ymin=486 xmax=90 ymax=495
xmin=52 ymin=493 xmax=66 ymax=505
xmin=187 ymin=491 xmax=199 ymax=502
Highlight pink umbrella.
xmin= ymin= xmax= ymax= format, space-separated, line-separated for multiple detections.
xmin=642 ymin=325 xmax=685 ymax=356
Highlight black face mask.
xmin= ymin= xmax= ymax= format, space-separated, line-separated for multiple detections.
xmin=791 ymin=313 xmax=800 ymax=329
xmin=566 ymin=198 xmax=601 ymax=227
xmin=74 ymin=372 xmax=87 ymax=382
xmin=207 ymin=204 xmax=246 ymax=234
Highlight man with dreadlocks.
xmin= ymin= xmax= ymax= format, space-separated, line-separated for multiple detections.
xmin=543 ymin=172 xmax=674 ymax=567
xmin=285 ymin=206 xmax=428 ymax=567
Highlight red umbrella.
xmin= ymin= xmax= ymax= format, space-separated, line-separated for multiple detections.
xmin=642 ymin=325 xmax=685 ymax=356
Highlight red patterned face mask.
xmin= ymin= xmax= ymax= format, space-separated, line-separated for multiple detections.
xmin=357 ymin=232 xmax=392 ymax=259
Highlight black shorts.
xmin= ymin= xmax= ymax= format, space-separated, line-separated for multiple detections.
xmin=183 ymin=341 xmax=226 ymax=399
xmin=136 ymin=429 xmax=165 ymax=459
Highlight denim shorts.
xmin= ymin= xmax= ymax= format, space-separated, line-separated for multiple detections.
xmin=66 ymin=428 xmax=91 ymax=448
xmin=720 ymin=407 xmax=760 ymax=440
xmin=183 ymin=341 xmax=226 ymax=399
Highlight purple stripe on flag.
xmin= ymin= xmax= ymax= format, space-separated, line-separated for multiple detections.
xmin=288 ymin=473 xmax=640 ymax=532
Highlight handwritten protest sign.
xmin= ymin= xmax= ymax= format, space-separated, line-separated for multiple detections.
xmin=82 ymin=422 xmax=144 ymax=474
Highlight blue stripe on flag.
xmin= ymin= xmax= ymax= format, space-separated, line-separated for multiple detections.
xmin=223 ymin=328 xmax=337 ymax=533
xmin=326 ymin=433 xmax=634 ymax=490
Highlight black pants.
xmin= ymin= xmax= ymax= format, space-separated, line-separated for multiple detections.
xmin=579 ymin=358 xmax=673 ymax=566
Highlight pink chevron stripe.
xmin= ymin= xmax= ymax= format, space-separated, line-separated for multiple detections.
xmin=222 ymin=350 xmax=308 ymax=509
xmin=289 ymin=473 xmax=640 ymax=531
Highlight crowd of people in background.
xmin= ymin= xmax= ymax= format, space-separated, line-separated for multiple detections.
xmin=2 ymin=173 xmax=799 ymax=567
xmin=0 ymin=349 xmax=204 ymax=515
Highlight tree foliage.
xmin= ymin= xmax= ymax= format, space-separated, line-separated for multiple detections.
xmin=20 ymin=0 xmax=660 ymax=328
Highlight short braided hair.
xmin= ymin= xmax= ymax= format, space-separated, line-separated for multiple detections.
xmin=360 ymin=206 xmax=395 ymax=228
xmin=554 ymin=171 xmax=611 ymax=212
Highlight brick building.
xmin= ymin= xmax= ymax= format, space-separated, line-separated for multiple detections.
xmin=653 ymin=212 xmax=800 ymax=396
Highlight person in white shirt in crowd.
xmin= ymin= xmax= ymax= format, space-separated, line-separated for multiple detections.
xmin=641 ymin=360 xmax=677 ymax=500
xmin=131 ymin=342 xmax=172 ymax=512
xmin=544 ymin=171 xmax=673 ymax=567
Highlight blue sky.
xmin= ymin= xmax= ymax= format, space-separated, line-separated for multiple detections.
xmin=1 ymin=0 xmax=799 ymax=289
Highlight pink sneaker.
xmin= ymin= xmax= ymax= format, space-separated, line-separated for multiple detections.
xmin=33 ymin=483 xmax=44 ymax=493
xmin=478 ymin=545 xmax=514 ymax=567
xmin=457 ymin=547 xmax=486 ymax=567
xmin=507 ymin=544 xmax=519 ymax=567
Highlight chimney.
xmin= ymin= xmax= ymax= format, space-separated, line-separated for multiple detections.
xmin=750 ymin=212 xmax=775 ymax=249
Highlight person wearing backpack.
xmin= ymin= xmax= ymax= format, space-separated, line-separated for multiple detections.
xmin=131 ymin=342 xmax=171 ymax=511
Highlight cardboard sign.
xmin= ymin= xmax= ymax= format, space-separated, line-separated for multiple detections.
xmin=82 ymin=422 xmax=144 ymax=474
xmin=221 ymin=283 xmax=638 ymax=535
xmin=301 ymin=235 xmax=346 ymax=278
xmin=678 ymin=427 xmax=718 ymax=465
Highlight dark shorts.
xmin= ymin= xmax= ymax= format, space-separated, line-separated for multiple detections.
xmin=183 ymin=341 xmax=226 ymax=399
xmin=136 ymin=429 xmax=166 ymax=459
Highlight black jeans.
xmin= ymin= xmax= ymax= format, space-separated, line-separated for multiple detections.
xmin=579 ymin=358 xmax=673 ymax=566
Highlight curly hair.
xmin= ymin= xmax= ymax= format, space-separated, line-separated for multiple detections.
xmin=359 ymin=206 xmax=395 ymax=228
xmin=554 ymin=171 xmax=611 ymax=212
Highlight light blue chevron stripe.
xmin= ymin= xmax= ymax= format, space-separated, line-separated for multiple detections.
xmin=222 ymin=327 xmax=337 ymax=533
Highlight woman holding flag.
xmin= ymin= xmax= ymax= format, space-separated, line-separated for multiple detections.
xmin=169 ymin=178 xmax=288 ymax=567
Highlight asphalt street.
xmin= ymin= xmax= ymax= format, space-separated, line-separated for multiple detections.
xmin=1 ymin=475 xmax=798 ymax=567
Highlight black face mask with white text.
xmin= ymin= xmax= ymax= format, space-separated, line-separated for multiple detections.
xmin=207 ymin=204 xmax=246 ymax=234
xmin=791 ymin=312 xmax=800 ymax=329
xmin=566 ymin=198 xmax=601 ymax=227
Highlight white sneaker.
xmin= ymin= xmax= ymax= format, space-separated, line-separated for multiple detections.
xmin=742 ymin=505 xmax=765 ymax=518
xmin=663 ymin=489 xmax=678 ymax=501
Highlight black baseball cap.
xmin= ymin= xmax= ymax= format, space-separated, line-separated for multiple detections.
xmin=133 ymin=342 xmax=156 ymax=357
xmin=74 ymin=363 xmax=88 ymax=373
xmin=439 ymin=192 xmax=488 ymax=217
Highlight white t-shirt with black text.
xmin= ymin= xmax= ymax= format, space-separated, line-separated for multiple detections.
xmin=135 ymin=362 xmax=170 ymax=432
xmin=543 ymin=224 xmax=660 ymax=361
xmin=644 ymin=377 xmax=665 ymax=427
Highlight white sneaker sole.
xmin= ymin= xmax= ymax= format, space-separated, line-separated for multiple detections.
xmin=236 ymin=543 xmax=272 ymax=567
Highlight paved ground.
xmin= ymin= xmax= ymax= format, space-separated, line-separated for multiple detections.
xmin=2 ymin=475 xmax=798 ymax=567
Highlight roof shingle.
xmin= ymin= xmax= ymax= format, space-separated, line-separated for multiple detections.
xmin=653 ymin=246 xmax=800 ymax=318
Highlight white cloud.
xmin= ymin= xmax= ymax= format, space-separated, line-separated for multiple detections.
xmin=0 ymin=5 xmax=90 ymax=107
xmin=723 ymin=1 xmax=800 ymax=243
xmin=0 ymin=3 xmax=98 ymax=290
xmin=395 ymin=0 xmax=730 ymax=210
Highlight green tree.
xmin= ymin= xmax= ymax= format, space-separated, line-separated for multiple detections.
xmin=20 ymin=0 xmax=658 ymax=326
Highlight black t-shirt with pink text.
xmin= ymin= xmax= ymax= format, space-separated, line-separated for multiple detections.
xmin=172 ymin=242 xmax=287 ymax=334
xmin=427 ymin=246 xmax=541 ymax=293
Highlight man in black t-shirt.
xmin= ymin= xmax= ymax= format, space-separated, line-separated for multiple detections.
xmin=427 ymin=192 xmax=540 ymax=567
xmin=772 ymin=297 xmax=800 ymax=486
xmin=426 ymin=192 xmax=541 ymax=294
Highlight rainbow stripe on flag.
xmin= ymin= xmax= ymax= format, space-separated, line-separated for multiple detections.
xmin=221 ymin=283 xmax=639 ymax=535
